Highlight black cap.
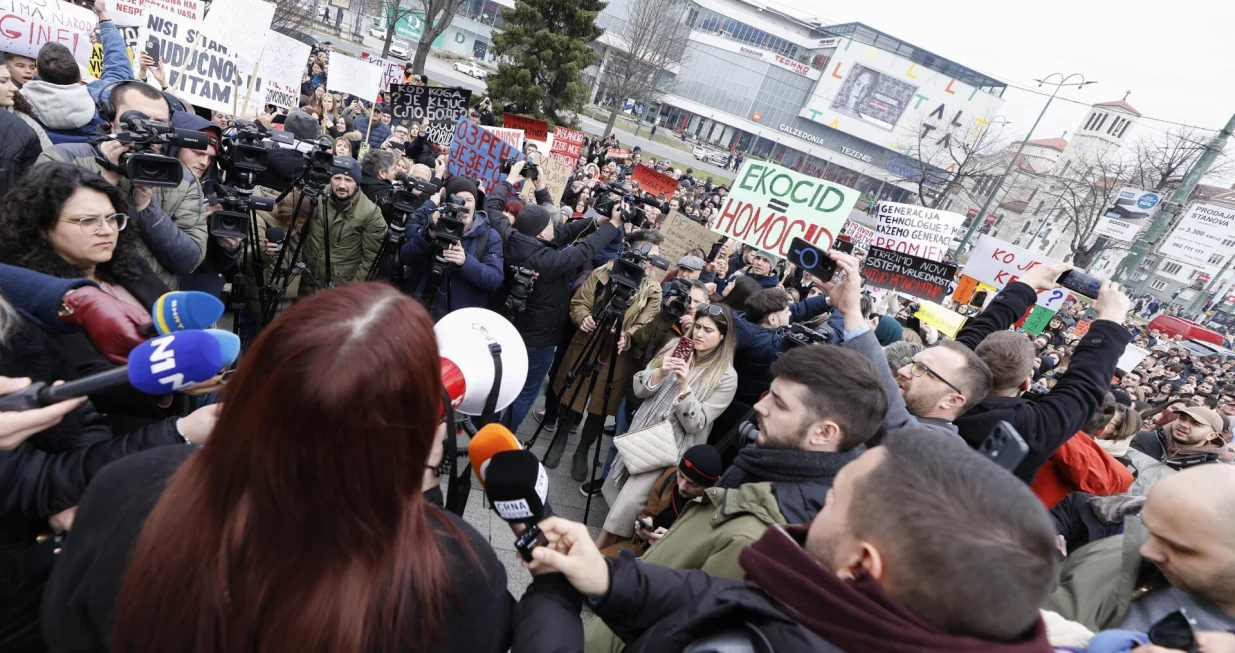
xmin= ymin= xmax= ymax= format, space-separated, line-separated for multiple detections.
xmin=679 ymin=444 xmax=721 ymax=487
xmin=515 ymin=205 xmax=552 ymax=237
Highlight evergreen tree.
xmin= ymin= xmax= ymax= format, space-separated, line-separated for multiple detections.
xmin=486 ymin=0 xmax=604 ymax=124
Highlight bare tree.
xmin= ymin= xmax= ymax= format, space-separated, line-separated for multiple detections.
xmin=270 ymin=0 xmax=314 ymax=33
xmin=366 ymin=0 xmax=465 ymax=73
xmin=887 ymin=114 xmax=1011 ymax=208
xmin=597 ymin=0 xmax=692 ymax=137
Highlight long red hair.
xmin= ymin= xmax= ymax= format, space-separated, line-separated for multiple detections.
xmin=112 ymin=283 xmax=461 ymax=652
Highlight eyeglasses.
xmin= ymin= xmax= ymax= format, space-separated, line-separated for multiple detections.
xmin=1148 ymin=609 xmax=1197 ymax=651
xmin=900 ymin=356 xmax=963 ymax=397
xmin=61 ymin=213 xmax=127 ymax=235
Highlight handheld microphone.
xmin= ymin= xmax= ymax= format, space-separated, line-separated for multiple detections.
xmin=145 ymin=291 xmax=226 ymax=336
xmin=266 ymin=226 xmax=286 ymax=253
xmin=0 ymin=330 xmax=223 ymax=411
xmin=204 ymin=329 xmax=241 ymax=367
xmin=467 ymin=422 xmax=522 ymax=485
xmin=483 ymin=449 xmax=551 ymax=562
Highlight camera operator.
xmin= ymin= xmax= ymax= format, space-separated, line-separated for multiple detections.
xmin=39 ymin=80 xmax=207 ymax=290
xmin=169 ymin=112 xmax=242 ymax=300
xmin=401 ymin=176 xmax=504 ymax=320
xmin=298 ymin=157 xmax=388 ymax=292
xmin=359 ymin=148 xmax=398 ymax=219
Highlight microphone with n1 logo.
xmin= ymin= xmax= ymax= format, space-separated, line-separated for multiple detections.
xmin=0 ymin=330 xmax=223 ymax=411
xmin=483 ymin=449 xmax=551 ymax=562
xmin=136 ymin=291 xmax=227 ymax=338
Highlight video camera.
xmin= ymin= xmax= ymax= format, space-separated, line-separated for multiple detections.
xmin=218 ymin=119 xmax=270 ymax=176
xmin=609 ymin=241 xmax=670 ymax=293
xmin=435 ymin=194 xmax=469 ymax=249
xmin=500 ymin=157 xmax=538 ymax=181
xmin=592 ymin=181 xmax=656 ymax=228
xmin=95 ymin=110 xmax=209 ymax=187
xmin=661 ymin=277 xmax=692 ymax=319
xmin=776 ymin=322 xmax=835 ymax=353
xmin=208 ymin=185 xmax=276 ymax=240
xmin=390 ymin=173 xmax=438 ymax=215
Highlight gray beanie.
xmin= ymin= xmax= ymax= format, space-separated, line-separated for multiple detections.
xmin=515 ymin=205 xmax=552 ymax=237
xmin=284 ymin=109 xmax=320 ymax=141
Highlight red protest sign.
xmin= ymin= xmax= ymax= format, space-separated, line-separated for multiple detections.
xmin=550 ymin=126 xmax=585 ymax=167
xmin=502 ymin=113 xmax=549 ymax=142
xmin=606 ymin=148 xmax=630 ymax=160
xmin=632 ymin=164 xmax=679 ymax=198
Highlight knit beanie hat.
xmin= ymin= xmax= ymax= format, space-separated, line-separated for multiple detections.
xmin=284 ymin=109 xmax=320 ymax=141
xmin=515 ymin=205 xmax=552 ymax=237
xmin=444 ymin=175 xmax=478 ymax=200
xmin=679 ymin=444 xmax=722 ymax=487
xmin=330 ymin=156 xmax=362 ymax=185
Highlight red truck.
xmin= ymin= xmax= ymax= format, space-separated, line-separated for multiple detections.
xmin=1148 ymin=315 xmax=1227 ymax=347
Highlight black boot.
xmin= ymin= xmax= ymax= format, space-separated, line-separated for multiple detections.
xmin=542 ymin=429 xmax=568 ymax=469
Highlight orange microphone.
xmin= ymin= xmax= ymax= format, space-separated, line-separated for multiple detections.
xmin=467 ymin=422 xmax=522 ymax=486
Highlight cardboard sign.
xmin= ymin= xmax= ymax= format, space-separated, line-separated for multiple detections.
xmin=200 ymin=0 xmax=272 ymax=63
xmin=915 ymin=301 xmax=967 ymax=339
xmin=112 ymin=0 xmax=200 ymax=26
xmin=518 ymin=152 xmax=571 ymax=206
xmin=962 ymin=235 xmax=1066 ymax=311
xmin=841 ymin=221 xmax=876 ymax=251
xmin=1072 ymin=320 xmax=1092 ymax=338
xmin=632 ymin=163 xmax=679 ymax=199
xmin=710 ymin=160 xmax=859 ymax=258
xmin=606 ymin=148 xmax=630 ymax=160
xmin=389 ymin=85 xmax=471 ymax=146
xmin=1116 ymin=344 xmax=1152 ymax=375
xmin=1020 ymin=306 xmax=1055 ymax=335
xmin=861 ymin=246 xmax=957 ymax=302
xmin=873 ymin=201 xmax=964 ymax=262
xmin=139 ymin=7 xmax=265 ymax=115
xmin=257 ymin=30 xmax=311 ymax=109
xmin=448 ymin=118 xmax=528 ymax=194
xmin=327 ymin=52 xmax=383 ymax=110
xmin=1 ymin=0 xmax=97 ymax=65
xmin=951 ymin=274 xmax=979 ymax=304
xmin=482 ymin=126 xmax=524 ymax=152
xmin=502 ymin=113 xmax=548 ymax=142
xmin=551 ymin=126 xmax=585 ymax=167
xmin=653 ymin=211 xmax=722 ymax=282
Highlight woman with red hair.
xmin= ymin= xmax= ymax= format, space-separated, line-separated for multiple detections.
xmin=42 ymin=283 xmax=514 ymax=653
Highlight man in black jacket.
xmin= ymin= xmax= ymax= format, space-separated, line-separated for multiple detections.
xmin=513 ymin=429 xmax=1057 ymax=653
xmin=358 ymin=148 xmax=397 ymax=222
xmin=488 ymin=161 xmax=626 ymax=431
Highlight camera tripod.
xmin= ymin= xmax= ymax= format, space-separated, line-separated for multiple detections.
xmin=261 ymin=168 xmax=335 ymax=326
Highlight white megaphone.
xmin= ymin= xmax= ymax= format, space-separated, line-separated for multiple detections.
xmin=434 ymin=307 xmax=528 ymax=416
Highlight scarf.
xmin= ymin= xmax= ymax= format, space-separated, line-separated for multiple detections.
xmin=1095 ymin=435 xmax=1131 ymax=457
xmin=611 ymin=361 xmax=721 ymax=486
xmin=718 ymin=445 xmax=864 ymax=488
xmin=739 ymin=525 xmax=1053 ymax=653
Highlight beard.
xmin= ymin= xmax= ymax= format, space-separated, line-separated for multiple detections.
xmin=756 ymin=414 xmax=812 ymax=450
xmin=899 ymin=378 xmax=946 ymax=418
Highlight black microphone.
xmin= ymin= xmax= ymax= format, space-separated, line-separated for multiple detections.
xmin=484 ymin=449 xmax=551 ymax=562
xmin=174 ymin=128 xmax=210 ymax=151
xmin=266 ymin=226 xmax=286 ymax=253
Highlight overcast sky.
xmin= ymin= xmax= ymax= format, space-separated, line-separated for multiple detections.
xmin=774 ymin=0 xmax=1235 ymax=183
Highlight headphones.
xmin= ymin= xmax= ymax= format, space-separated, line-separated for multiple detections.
xmin=94 ymin=78 xmax=178 ymax=125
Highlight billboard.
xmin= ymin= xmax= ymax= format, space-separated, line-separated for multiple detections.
xmin=1160 ymin=202 xmax=1235 ymax=269
xmin=799 ymin=39 xmax=1004 ymax=153
xmin=1093 ymin=187 xmax=1161 ymax=242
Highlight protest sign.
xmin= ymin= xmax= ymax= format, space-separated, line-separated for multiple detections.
xmin=518 ymin=153 xmax=571 ymax=206
xmin=873 ymin=201 xmax=964 ymax=262
xmin=362 ymin=54 xmax=406 ymax=92
xmin=1072 ymin=321 xmax=1092 ymax=338
xmin=1 ymin=0 xmax=96 ymax=65
xmin=502 ymin=113 xmax=548 ymax=142
xmin=710 ymin=160 xmax=859 ymax=258
xmin=653 ymin=211 xmax=722 ymax=282
xmin=200 ymin=0 xmax=272 ymax=63
xmin=327 ymin=51 xmax=383 ymax=108
xmin=258 ymin=30 xmax=311 ymax=109
xmin=606 ymin=148 xmax=630 ymax=160
xmin=1019 ymin=306 xmax=1055 ymax=335
xmin=1161 ymin=202 xmax=1235 ymax=269
xmin=861 ymin=246 xmax=957 ymax=302
xmin=841 ymin=221 xmax=876 ymax=251
xmin=915 ymin=301 xmax=967 ymax=339
xmin=88 ymin=24 xmax=140 ymax=77
xmin=951 ymin=274 xmax=978 ymax=304
xmin=448 ymin=118 xmax=528 ymax=194
xmin=112 ymin=0 xmax=200 ymax=26
xmin=962 ymin=235 xmax=1066 ymax=310
xmin=482 ymin=126 xmax=524 ymax=152
xmin=389 ymin=85 xmax=471 ymax=146
xmin=551 ymin=126 xmax=585 ymax=167
xmin=632 ymin=164 xmax=679 ymax=198
xmin=1116 ymin=344 xmax=1151 ymax=375
xmin=139 ymin=7 xmax=265 ymax=115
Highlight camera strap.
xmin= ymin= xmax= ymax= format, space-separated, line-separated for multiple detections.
xmin=480 ymin=341 xmax=503 ymax=422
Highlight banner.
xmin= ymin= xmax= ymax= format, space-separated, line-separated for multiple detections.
xmin=861 ymin=246 xmax=956 ymax=302
xmin=632 ymin=163 xmax=679 ymax=198
xmin=327 ymin=51 xmax=383 ymax=108
xmin=1161 ymin=202 xmax=1235 ymax=269
xmin=710 ymin=160 xmax=859 ymax=258
xmin=873 ymin=201 xmax=963 ymax=262
xmin=389 ymin=85 xmax=471 ymax=146
xmin=482 ymin=126 xmax=524 ymax=152
xmin=1094 ymin=187 xmax=1160 ymax=242
xmin=841 ymin=221 xmax=876 ymax=251
xmin=200 ymin=0 xmax=272 ymax=63
xmin=362 ymin=54 xmax=407 ymax=92
xmin=1 ymin=0 xmax=97 ymax=65
xmin=448 ymin=118 xmax=528 ymax=194
xmin=112 ymin=0 xmax=200 ymax=26
xmin=88 ymin=25 xmax=140 ymax=78
xmin=1019 ymin=306 xmax=1055 ymax=335
xmin=961 ymin=235 xmax=1066 ymax=311
xmin=502 ymin=113 xmax=548 ymax=142
xmin=257 ymin=30 xmax=311 ymax=109
xmin=518 ymin=152 xmax=571 ymax=206
xmin=653 ymin=211 xmax=722 ymax=282
xmin=550 ymin=126 xmax=584 ymax=167
xmin=915 ymin=301 xmax=967 ymax=339
xmin=606 ymin=148 xmax=630 ymax=160
xmin=139 ymin=7 xmax=265 ymax=115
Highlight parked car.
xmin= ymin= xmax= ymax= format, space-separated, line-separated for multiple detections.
xmin=274 ymin=26 xmax=323 ymax=49
xmin=388 ymin=41 xmax=411 ymax=60
xmin=453 ymin=61 xmax=487 ymax=79
xmin=368 ymin=27 xmax=387 ymax=39
xmin=1148 ymin=315 xmax=1226 ymax=347
xmin=691 ymin=145 xmax=728 ymax=166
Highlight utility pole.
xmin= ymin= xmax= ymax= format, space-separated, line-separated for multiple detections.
xmin=955 ymin=73 xmax=1094 ymax=254
xmin=1114 ymin=111 xmax=1235 ymax=294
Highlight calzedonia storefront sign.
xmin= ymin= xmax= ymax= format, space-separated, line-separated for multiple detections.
xmin=777 ymin=122 xmax=940 ymax=184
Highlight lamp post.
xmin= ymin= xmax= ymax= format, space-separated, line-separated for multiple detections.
xmin=954 ymin=73 xmax=1095 ymax=254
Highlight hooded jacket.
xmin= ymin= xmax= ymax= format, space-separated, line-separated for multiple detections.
xmin=0 ymin=111 xmax=41 ymax=199
xmin=19 ymin=22 xmax=132 ymax=144
xmin=298 ymin=188 xmax=387 ymax=292
xmin=168 ymin=113 xmax=240 ymax=298
xmin=401 ymin=197 xmax=503 ymax=320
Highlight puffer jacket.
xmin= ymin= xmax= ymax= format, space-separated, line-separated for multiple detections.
xmin=298 ymin=190 xmax=387 ymax=292
xmin=402 ymin=199 xmax=503 ymax=321
xmin=19 ymin=22 xmax=132 ymax=144
xmin=0 ymin=111 xmax=41 ymax=198
xmin=39 ymin=143 xmax=207 ymax=289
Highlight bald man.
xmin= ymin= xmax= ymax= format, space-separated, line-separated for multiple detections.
xmin=1045 ymin=465 xmax=1235 ymax=635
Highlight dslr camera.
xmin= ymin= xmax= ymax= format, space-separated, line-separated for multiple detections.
xmin=99 ymin=110 xmax=209 ymax=187
xmin=500 ymin=156 xmax=538 ymax=181
xmin=434 ymin=194 xmax=469 ymax=248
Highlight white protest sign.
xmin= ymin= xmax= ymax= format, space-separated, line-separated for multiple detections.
xmin=362 ymin=54 xmax=405 ymax=92
xmin=257 ymin=29 xmax=311 ymax=109
xmin=482 ymin=126 xmax=524 ymax=152
xmin=112 ymin=0 xmax=201 ymax=27
xmin=1116 ymin=344 xmax=1151 ymax=375
xmin=841 ymin=221 xmax=876 ymax=250
xmin=139 ymin=7 xmax=258 ymax=115
xmin=962 ymin=235 xmax=1067 ymax=310
xmin=327 ymin=51 xmax=383 ymax=104
xmin=0 ymin=0 xmax=97 ymax=65
xmin=1161 ymin=202 xmax=1235 ymax=269
xmin=873 ymin=201 xmax=963 ymax=262
xmin=200 ymin=0 xmax=273 ymax=62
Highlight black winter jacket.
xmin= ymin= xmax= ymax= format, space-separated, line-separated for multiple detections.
xmin=952 ymin=282 xmax=1133 ymax=483
xmin=1131 ymin=427 xmax=1221 ymax=470
xmin=0 ymin=110 xmax=42 ymax=198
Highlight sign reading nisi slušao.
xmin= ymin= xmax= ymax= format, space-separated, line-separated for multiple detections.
xmin=710 ymin=161 xmax=859 ymax=257
xmin=138 ymin=7 xmax=262 ymax=115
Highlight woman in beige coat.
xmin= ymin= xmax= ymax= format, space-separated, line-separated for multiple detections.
xmin=596 ymin=303 xmax=738 ymax=550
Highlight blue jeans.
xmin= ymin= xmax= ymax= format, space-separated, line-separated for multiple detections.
xmin=503 ymin=346 xmax=557 ymax=433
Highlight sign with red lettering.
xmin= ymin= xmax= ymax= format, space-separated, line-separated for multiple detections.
xmin=502 ymin=113 xmax=548 ymax=142
xmin=550 ymin=126 xmax=585 ymax=167
xmin=861 ymin=246 xmax=957 ymax=302
xmin=1 ymin=0 xmax=97 ymax=65
xmin=709 ymin=160 xmax=860 ymax=258
xmin=112 ymin=0 xmax=201 ymax=27
xmin=632 ymin=163 xmax=679 ymax=198
xmin=873 ymin=201 xmax=964 ymax=262
xmin=841 ymin=221 xmax=876 ymax=250
xmin=1072 ymin=320 xmax=1092 ymax=337
xmin=448 ymin=118 xmax=528 ymax=194
xmin=606 ymin=148 xmax=630 ymax=160
xmin=961 ymin=235 xmax=1066 ymax=310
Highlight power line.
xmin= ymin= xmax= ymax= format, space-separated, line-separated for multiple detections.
xmin=1000 ymin=81 xmax=1222 ymax=133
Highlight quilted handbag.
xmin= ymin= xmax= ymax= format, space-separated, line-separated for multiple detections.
xmin=613 ymin=420 xmax=678 ymax=475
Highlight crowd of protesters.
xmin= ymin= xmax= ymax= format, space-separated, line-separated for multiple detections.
xmin=2 ymin=5 xmax=1234 ymax=652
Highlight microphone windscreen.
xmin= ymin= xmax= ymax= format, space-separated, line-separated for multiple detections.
xmin=127 ymin=330 xmax=224 ymax=393
xmin=204 ymin=329 xmax=241 ymax=367
xmin=484 ymin=450 xmax=548 ymax=523
xmin=175 ymin=129 xmax=210 ymax=151
xmin=152 ymin=291 xmax=225 ymax=335
xmin=266 ymin=226 xmax=286 ymax=243
xmin=468 ymin=422 xmax=522 ymax=485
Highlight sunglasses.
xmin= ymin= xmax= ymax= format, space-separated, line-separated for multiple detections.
xmin=1148 ymin=609 xmax=1197 ymax=652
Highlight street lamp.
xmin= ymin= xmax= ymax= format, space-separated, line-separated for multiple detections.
xmin=954 ymin=73 xmax=1096 ymax=254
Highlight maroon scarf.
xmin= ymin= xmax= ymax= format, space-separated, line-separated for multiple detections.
xmin=738 ymin=525 xmax=1053 ymax=653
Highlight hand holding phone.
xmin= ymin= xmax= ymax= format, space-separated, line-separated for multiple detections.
xmin=671 ymin=336 xmax=695 ymax=361
xmin=636 ymin=517 xmax=653 ymax=531
xmin=1056 ymin=269 xmax=1101 ymax=300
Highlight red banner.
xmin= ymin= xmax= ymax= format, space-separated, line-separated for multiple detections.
xmin=631 ymin=163 xmax=679 ymax=198
xmin=502 ymin=112 xmax=549 ymax=142
xmin=550 ymin=126 xmax=585 ymax=168
xmin=606 ymin=148 xmax=630 ymax=160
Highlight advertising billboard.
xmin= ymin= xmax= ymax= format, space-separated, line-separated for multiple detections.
xmin=1160 ymin=202 xmax=1235 ymax=269
xmin=1093 ymin=187 xmax=1161 ymax=242
xmin=799 ymin=39 xmax=1004 ymax=152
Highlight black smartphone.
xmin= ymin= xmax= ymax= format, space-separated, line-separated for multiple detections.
xmin=834 ymin=239 xmax=854 ymax=255
xmin=144 ymin=37 xmax=160 ymax=65
xmin=636 ymin=517 xmax=654 ymax=531
xmin=1057 ymin=269 xmax=1102 ymax=300
xmin=977 ymin=421 xmax=1029 ymax=472
xmin=786 ymin=237 xmax=837 ymax=282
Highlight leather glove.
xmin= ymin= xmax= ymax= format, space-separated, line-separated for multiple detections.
xmin=58 ymin=287 xmax=152 ymax=364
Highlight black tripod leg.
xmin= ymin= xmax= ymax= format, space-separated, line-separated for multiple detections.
xmin=535 ymin=312 xmax=618 ymax=454
xmin=583 ymin=331 xmax=623 ymax=525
